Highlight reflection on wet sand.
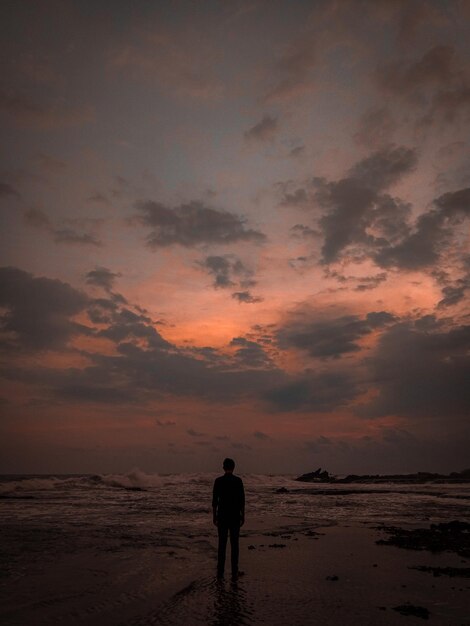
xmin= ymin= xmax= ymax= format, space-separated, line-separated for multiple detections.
xmin=123 ymin=576 xmax=253 ymax=625
xmin=211 ymin=579 xmax=252 ymax=626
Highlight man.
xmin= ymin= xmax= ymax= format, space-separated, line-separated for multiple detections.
xmin=212 ymin=457 xmax=245 ymax=580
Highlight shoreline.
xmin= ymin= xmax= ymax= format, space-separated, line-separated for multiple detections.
xmin=1 ymin=515 xmax=469 ymax=625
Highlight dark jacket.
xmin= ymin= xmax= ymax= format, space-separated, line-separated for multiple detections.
xmin=212 ymin=473 xmax=245 ymax=523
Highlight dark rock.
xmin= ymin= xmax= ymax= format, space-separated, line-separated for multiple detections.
xmin=376 ymin=521 xmax=470 ymax=558
xmin=431 ymin=521 xmax=470 ymax=533
xmin=392 ymin=604 xmax=429 ymax=619
xmin=295 ymin=468 xmax=332 ymax=482
xmin=338 ymin=469 xmax=470 ymax=484
xmin=326 ymin=575 xmax=339 ymax=581
xmin=268 ymin=543 xmax=286 ymax=548
xmin=275 ymin=487 xmax=289 ymax=493
xmin=248 ymin=545 xmax=256 ymax=550
xmin=292 ymin=468 xmax=470 ymax=485
xmin=410 ymin=565 xmax=470 ymax=578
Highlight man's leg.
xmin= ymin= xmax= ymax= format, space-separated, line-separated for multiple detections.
xmin=217 ymin=522 xmax=229 ymax=577
xmin=229 ymin=522 xmax=240 ymax=577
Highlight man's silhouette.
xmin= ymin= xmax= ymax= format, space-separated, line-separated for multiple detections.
xmin=212 ymin=457 xmax=245 ymax=580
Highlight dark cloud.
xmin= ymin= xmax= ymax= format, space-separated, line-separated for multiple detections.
xmin=375 ymin=45 xmax=470 ymax=127
xmin=313 ymin=145 xmax=416 ymax=264
xmin=435 ymin=256 xmax=470 ymax=309
xmin=290 ymin=224 xmax=320 ymax=239
xmin=368 ymin=195 xmax=413 ymax=242
xmin=53 ymin=229 xmax=101 ymax=247
xmin=0 ymin=266 xmax=89 ymax=352
xmin=375 ymin=211 xmax=444 ymax=269
xmin=0 ymin=182 xmax=20 ymax=198
xmin=87 ymin=192 xmax=109 ymax=205
xmin=4 ymin=267 xmax=466 ymax=430
xmin=134 ymin=200 xmax=266 ymax=248
xmin=265 ymin=370 xmax=359 ymax=412
xmin=434 ymin=187 xmax=470 ymax=215
xmin=354 ymin=273 xmax=388 ymax=291
xmin=244 ymin=115 xmax=278 ymax=142
xmin=277 ymin=310 xmax=396 ymax=359
xmin=288 ymin=256 xmax=316 ymax=272
xmin=278 ymin=145 xmax=417 ymax=264
xmin=231 ymin=291 xmax=263 ymax=304
xmin=311 ymin=148 xmax=470 ymax=272
xmin=1 ymin=287 xmax=286 ymax=405
xmin=156 ymin=419 xmax=176 ymax=427
xmin=315 ymin=178 xmax=376 ymax=264
xmin=199 ymin=255 xmax=255 ymax=289
xmin=187 ymin=428 xmax=206 ymax=437
xmin=230 ymin=337 xmax=272 ymax=368
xmin=359 ymin=318 xmax=470 ymax=420
xmin=86 ymin=267 xmax=121 ymax=291
xmin=348 ymin=145 xmax=417 ymax=191
xmin=96 ymin=307 xmax=169 ymax=350
xmin=375 ymin=187 xmax=470 ymax=270
xmin=377 ymin=45 xmax=456 ymax=95
xmin=24 ymin=208 xmax=103 ymax=247
xmin=278 ymin=186 xmax=311 ymax=208
xmin=0 ymin=265 xmax=169 ymax=393
xmin=86 ymin=297 xmax=118 ymax=324
xmin=437 ymin=283 xmax=468 ymax=308
xmin=201 ymin=256 xmax=234 ymax=288
xmin=289 ymin=145 xmax=305 ymax=158
xmin=325 ymin=269 xmax=388 ymax=292
xmin=253 ymin=430 xmax=270 ymax=440
xmin=1 ymin=273 xmax=271 ymax=405
xmin=92 ymin=341 xmax=280 ymax=406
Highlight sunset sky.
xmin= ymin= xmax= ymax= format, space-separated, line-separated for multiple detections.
xmin=1 ymin=0 xmax=469 ymax=474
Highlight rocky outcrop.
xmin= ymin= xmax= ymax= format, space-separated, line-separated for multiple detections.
xmin=295 ymin=468 xmax=332 ymax=482
xmin=294 ymin=468 xmax=470 ymax=484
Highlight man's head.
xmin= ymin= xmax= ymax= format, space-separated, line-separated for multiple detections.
xmin=223 ymin=457 xmax=235 ymax=473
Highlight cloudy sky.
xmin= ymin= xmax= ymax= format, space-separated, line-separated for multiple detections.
xmin=1 ymin=0 xmax=469 ymax=474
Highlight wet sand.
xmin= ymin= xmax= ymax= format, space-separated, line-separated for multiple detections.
xmin=1 ymin=516 xmax=469 ymax=625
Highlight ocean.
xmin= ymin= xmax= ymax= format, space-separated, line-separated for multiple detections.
xmin=2 ymin=469 xmax=470 ymax=536
xmin=2 ymin=471 xmax=470 ymax=625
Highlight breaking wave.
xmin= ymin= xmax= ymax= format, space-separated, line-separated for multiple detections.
xmin=0 ymin=469 xmax=297 ymax=496
xmin=0 ymin=469 xmax=163 ymax=494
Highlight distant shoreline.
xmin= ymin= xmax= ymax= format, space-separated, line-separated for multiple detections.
xmin=295 ymin=468 xmax=470 ymax=483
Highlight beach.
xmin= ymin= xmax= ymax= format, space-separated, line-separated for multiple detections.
xmin=1 ymin=474 xmax=469 ymax=625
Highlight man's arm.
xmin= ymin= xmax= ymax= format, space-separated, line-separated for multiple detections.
xmin=240 ymin=479 xmax=245 ymax=526
xmin=212 ymin=480 xmax=218 ymax=526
